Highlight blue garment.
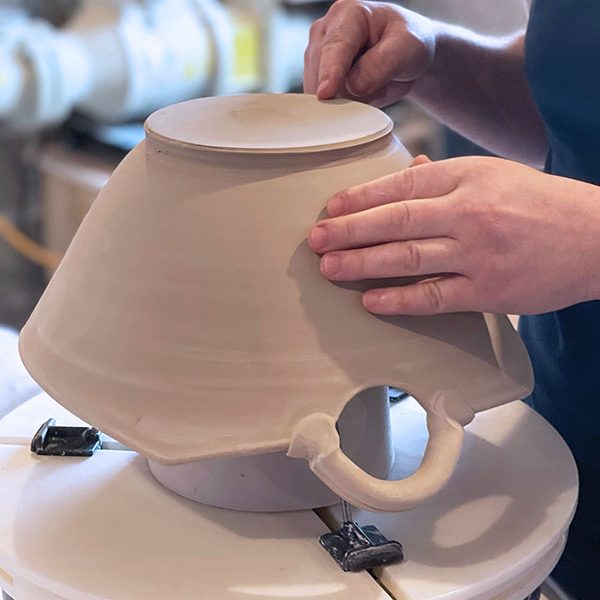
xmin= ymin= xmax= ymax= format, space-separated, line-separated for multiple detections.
xmin=523 ymin=1 xmax=600 ymax=598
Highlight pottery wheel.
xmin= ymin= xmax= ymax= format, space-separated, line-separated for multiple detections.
xmin=0 ymin=394 xmax=577 ymax=600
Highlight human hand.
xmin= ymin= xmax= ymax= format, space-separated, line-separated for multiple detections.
xmin=308 ymin=156 xmax=600 ymax=315
xmin=304 ymin=0 xmax=436 ymax=106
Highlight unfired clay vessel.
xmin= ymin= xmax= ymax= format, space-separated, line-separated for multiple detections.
xmin=19 ymin=94 xmax=533 ymax=512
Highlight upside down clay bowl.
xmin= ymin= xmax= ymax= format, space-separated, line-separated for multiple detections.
xmin=19 ymin=94 xmax=533 ymax=512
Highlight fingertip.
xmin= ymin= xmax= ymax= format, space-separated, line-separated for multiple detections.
xmin=316 ymin=78 xmax=333 ymax=99
xmin=308 ymin=223 xmax=329 ymax=252
xmin=327 ymin=195 xmax=345 ymax=217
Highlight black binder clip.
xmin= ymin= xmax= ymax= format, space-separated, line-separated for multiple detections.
xmin=319 ymin=500 xmax=404 ymax=572
xmin=31 ymin=418 xmax=102 ymax=457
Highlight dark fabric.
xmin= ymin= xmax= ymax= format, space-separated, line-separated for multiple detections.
xmin=522 ymin=1 xmax=600 ymax=598
xmin=551 ymin=460 xmax=600 ymax=598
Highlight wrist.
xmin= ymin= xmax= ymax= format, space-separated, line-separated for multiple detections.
xmin=408 ymin=24 xmax=514 ymax=103
xmin=404 ymin=19 xmax=445 ymax=102
xmin=567 ymin=183 xmax=600 ymax=304
xmin=582 ymin=201 xmax=600 ymax=302
xmin=407 ymin=21 xmax=462 ymax=102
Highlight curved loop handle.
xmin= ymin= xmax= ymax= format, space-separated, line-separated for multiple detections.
xmin=287 ymin=398 xmax=464 ymax=512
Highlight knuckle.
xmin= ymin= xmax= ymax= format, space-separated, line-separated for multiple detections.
xmin=332 ymin=189 xmax=356 ymax=214
xmin=390 ymin=288 xmax=415 ymax=315
xmin=331 ymin=0 xmax=359 ymax=11
xmin=396 ymin=167 xmax=416 ymax=199
xmin=389 ymin=288 xmax=408 ymax=313
xmin=480 ymin=201 xmax=504 ymax=228
xmin=455 ymin=192 xmax=497 ymax=223
xmin=422 ymin=280 xmax=444 ymax=313
xmin=366 ymin=43 xmax=387 ymax=63
xmin=463 ymin=156 xmax=498 ymax=180
xmin=390 ymin=201 xmax=411 ymax=231
xmin=353 ymin=251 xmax=367 ymax=276
xmin=344 ymin=217 xmax=358 ymax=244
xmin=309 ymin=20 xmax=324 ymax=41
xmin=476 ymin=202 xmax=510 ymax=250
xmin=452 ymin=192 xmax=472 ymax=214
xmin=402 ymin=242 xmax=422 ymax=273
xmin=357 ymin=50 xmax=386 ymax=81
xmin=323 ymin=30 xmax=350 ymax=49
xmin=459 ymin=196 xmax=485 ymax=221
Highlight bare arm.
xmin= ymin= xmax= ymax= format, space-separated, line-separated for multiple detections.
xmin=305 ymin=1 xmax=547 ymax=166
xmin=410 ymin=28 xmax=547 ymax=166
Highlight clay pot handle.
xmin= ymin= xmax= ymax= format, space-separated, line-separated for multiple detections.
xmin=287 ymin=395 xmax=464 ymax=512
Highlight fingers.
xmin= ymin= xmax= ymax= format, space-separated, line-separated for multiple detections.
xmin=345 ymin=80 xmax=415 ymax=108
xmin=304 ymin=19 xmax=326 ymax=94
xmin=316 ymin=5 xmax=371 ymax=98
xmin=326 ymin=161 xmax=458 ymax=218
xmin=309 ymin=197 xmax=457 ymax=254
xmin=319 ymin=238 xmax=463 ymax=280
xmin=362 ymin=275 xmax=476 ymax=315
xmin=304 ymin=1 xmax=435 ymax=101
xmin=346 ymin=25 xmax=431 ymax=97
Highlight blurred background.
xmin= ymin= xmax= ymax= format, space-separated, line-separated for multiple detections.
xmin=0 ymin=0 xmax=529 ymax=332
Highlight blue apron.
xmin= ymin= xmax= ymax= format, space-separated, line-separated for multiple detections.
xmin=522 ymin=1 xmax=600 ymax=597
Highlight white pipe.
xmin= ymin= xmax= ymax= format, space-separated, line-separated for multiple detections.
xmin=63 ymin=0 xmax=218 ymax=121
xmin=0 ymin=53 xmax=24 ymax=118
xmin=1 ymin=0 xmax=315 ymax=132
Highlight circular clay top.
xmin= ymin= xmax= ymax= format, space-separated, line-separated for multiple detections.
xmin=144 ymin=93 xmax=393 ymax=154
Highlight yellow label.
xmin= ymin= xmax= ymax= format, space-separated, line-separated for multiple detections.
xmin=183 ymin=62 xmax=201 ymax=82
xmin=232 ymin=14 xmax=260 ymax=81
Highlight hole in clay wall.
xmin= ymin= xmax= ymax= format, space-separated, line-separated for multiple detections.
xmin=336 ymin=386 xmax=428 ymax=480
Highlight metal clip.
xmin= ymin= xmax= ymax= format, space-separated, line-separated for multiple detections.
xmin=31 ymin=418 xmax=102 ymax=457
xmin=319 ymin=500 xmax=404 ymax=572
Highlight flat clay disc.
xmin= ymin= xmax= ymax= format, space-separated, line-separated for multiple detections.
xmin=145 ymin=93 xmax=393 ymax=154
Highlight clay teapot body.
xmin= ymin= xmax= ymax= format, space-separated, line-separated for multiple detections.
xmin=20 ymin=94 xmax=533 ymax=512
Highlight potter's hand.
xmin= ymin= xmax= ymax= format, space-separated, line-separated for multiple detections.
xmin=308 ymin=157 xmax=600 ymax=315
xmin=303 ymin=0 xmax=435 ymax=106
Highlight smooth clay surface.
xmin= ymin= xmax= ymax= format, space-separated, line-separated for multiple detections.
xmin=19 ymin=94 xmax=534 ymax=511
xmin=145 ymin=93 xmax=394 ymax=153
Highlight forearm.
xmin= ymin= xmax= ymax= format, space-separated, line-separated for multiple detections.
xmin=410 ymin=26 xmax=547 ymax=166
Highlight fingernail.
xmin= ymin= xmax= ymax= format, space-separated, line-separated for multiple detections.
xmin=327 ymin=196 xmax=345 ymax=217
xmin=316 ymin=78 xmax=330 ymax=97
xmin=309 ymin=224 xmax=329 ymax=250
xmin=321 ymin=254 xmax=341 ymax=277
xmin=363 ymin=291 xmax=384 ymax=311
